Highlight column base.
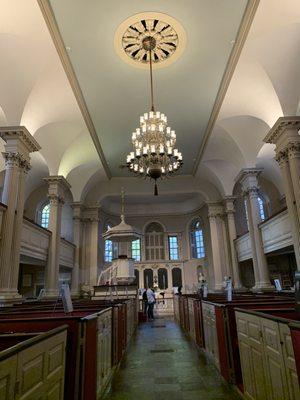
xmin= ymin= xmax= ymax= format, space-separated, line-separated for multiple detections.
xmin=251 ymin=282 xmax=274 ymax=292
xmin=0 ymin=291 xmax=23 ymax=306
xmin=44 ymin=289 xmax=59 ymax=299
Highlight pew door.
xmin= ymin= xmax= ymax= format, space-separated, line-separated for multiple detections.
xmin=16 ymin=329 xmax=66 ymax=400
xmin=0 ymin=355 xmax=17 ymax=400
xmin=236 ymin=311 xmax=268 ymax=400
xmin=260 ymin=318 xmax=289 ymax=400
xmin=279 ymin=324 xmax=300 ymax=400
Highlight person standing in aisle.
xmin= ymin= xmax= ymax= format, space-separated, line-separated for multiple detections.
xmin=142 ymin=288 xmax=148 ymax=315
xmin=146 ymin=287 xmax=156 ymax=320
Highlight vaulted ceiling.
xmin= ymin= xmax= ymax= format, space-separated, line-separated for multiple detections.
xmin=0 ymin=0 xmax=299 ymax=206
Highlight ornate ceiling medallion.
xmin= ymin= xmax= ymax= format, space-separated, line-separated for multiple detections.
xmin=114 ymin=12 xmax=186 ymax=69
xmin=122 ymin=19 xmax=178 ymax=64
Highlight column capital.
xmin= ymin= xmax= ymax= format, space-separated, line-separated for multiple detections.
xmin=0 ymin=126 xmax=40 ymax=161
xmin=235 ymin=168 xmax=262 ymax=194
xmin=82 ymin=204 xmax=101 ymax=222
xmin=264 ymin=116 xmax=300 ymax=152
xmin=207 ymin=202 xmax=224 ymax=219
xmin=223 ymin=196 xmax=237 ymax=214
xmin=71 ymin=202 xmax=84 ymax=220
xmin=48 ymin=193 xmax=64 ymax=206
xmin=43 ymin=175 xmax=71 ymax=201
xmin=2 ymin=152 xmax=31 ymax=172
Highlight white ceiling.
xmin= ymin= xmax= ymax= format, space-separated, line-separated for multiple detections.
xmin=49 ymin=0 xmax=248 ymax=176
xmin=0 ymin=0 xmax=299 ymax=207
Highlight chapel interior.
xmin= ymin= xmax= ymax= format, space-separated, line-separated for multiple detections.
xmin=0 ymin=1 xmax=300 ymax=399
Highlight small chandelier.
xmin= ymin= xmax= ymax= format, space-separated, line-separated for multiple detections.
xmin=125 ymin=36 xmax=183 ymax=195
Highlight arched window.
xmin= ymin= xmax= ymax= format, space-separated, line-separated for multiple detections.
xmin=244 ymin=196 xmax=266 ymax=223
xmin=41 ymin=203 xmax=50 ymax=229
xmin=131 ymin=239 xmax=141 ymax=261
xmin=257 ymin=196 xmax=266 ymax=221
xmin=104 ymin=224 xmax=116 ymax=263
xmin=145 ymin=222 xmax=165 ymax=260
xmin=190 ymin=219 xmax=205 ymax=259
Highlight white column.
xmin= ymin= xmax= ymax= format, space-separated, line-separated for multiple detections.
xmin=237 ymin=169 xmax=272 ymax=290
xmin=264 ymin=116 xmax=300 ymax=270
xmin=0 ymin=127 xmax=40 ymax=302
xmin=10 ymin=161 xmax=31 ymax=292
xmin=224 ymin=196 xmax=243 ymax=289
xmin=44 ymin=176 xmax=71 ymax=298
xmin=208 ymin=203 xmax=224 ymax=290
xmin=83 ymin=205 xmax=100 ymax=290
xmin=70 ymin=202 xmax=83 ymax=296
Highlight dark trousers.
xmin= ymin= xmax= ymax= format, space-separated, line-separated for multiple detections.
xmin=143 ymin=300 xmax=148 ymax=315
xmin=147 ymin=302 xmax=154 ymax=319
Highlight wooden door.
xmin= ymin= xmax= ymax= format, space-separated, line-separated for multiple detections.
xmin=236 ymin=311 xmax=268 ymax=400
xmin=16 ymin=330 xmax=66 ymax=400
xmin=0 ymin=354 xmax=17 ymax=400
xmin=279 ymin=323 xmax=300 ymax=400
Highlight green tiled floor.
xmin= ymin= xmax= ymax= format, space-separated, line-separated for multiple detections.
xmin=104 ymin=318 xmax=241 ymax=400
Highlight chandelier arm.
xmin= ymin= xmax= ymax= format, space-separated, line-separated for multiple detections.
xmin=149 ymin=48 xmax=155 ymax=112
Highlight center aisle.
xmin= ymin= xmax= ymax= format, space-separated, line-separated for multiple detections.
xmin=104 ymin=318 xmax=241 ymax=400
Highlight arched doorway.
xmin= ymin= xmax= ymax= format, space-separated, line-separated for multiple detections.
xmin=158 ymin=268 xmax=168 ymax=289
xmin=144 ymin=269 xmax=153 ymax=288
xmin=134 ymin=269 xmax=139 ymax=286
xmin=172 ymin=268 xmax=182 ymax=287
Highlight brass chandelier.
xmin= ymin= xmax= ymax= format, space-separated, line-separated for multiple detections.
xmin=125 ymin=36 xmax=183 ymax=195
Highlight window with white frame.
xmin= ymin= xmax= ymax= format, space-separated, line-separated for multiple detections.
xmin=168 ymin=235 xmax=179 ymax=260
xmin=190 ymin=220 xmax=205 ymax=259
xmin=104 ymin=239 xmax=113 ymax=263
xmin=145 ymin=222 xmax=165 ymax=260
xmin=131 ymin=239 xmax=141 ymax=261
xmin=104 ymin=224 xmax=116 ymax=263
xmin=257 ymin=196 xmax=266 ymax=221
xmin=40 ymin=203 xmax=50 ymax=229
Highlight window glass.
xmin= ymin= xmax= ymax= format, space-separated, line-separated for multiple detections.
xmin=168 ymin=235 xmax=179 ymax=260
xmin=41 ymin=203 xmax=50 ymax=228
xmin=258 ymin=196 xmax=266 ymax=221
xmin=145 ymin=222 xmax=165 ymax=260
xmin=190 ymin=220 xmax=205 ymax=258
xmin=104 ymin=224 xmax=113 ymax=263
xmin=104 ymin=239 xmax=113 ymax=262
xmin=131 ymin=239 xmax=141 ymax=261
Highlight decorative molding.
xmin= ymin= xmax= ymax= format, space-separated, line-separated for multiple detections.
xmin=43 ymin=175 xmax=71 ymax=191
xmin=0 ymin=126 xmax=41 ymax=153
xmin=37 ymin=0 xmax=111 ymax=179
xmin=114 ymin=12 xmax=186 ymax=70
xmin=193 ymin=0 xmax=260 ymax=175
xmin=264 ymin=116 xmax=300 ymax=145
xmin=235 ymin=167 xmax=263 ymax=184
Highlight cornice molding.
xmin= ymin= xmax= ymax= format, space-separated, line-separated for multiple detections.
xmin=235 ymin=167 xmax=263 ymax=184
xmin=193 ymin=0 xmax=260 ymax=175
xmin=38 ymin=0 xmax=111 ymax=179
xmin=43 ymin=175 xmax=71 ymax=191
xmin=264 ymin=116 xmax=300 ymax=145
xmin=0 ymin=126 xmax=41 ymax=153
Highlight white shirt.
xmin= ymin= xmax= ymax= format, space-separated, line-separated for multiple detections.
xmin=146 ymin=288 xmax=155 ymax=304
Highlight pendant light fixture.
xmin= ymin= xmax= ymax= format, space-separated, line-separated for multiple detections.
xmin=125 ymin=35 xmax=183 ymax=195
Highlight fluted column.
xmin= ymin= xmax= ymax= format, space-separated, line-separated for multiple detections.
xmin=224 ymin=196 xmax=243 ymax=289
xmin=237 ymin=169 xmax=272 ymax=290
xmin=10 ymin=160 xmax=31 ymax=292
xmin=82 ymin=205 xmax=100 ymax=290
xmin=264 ymin=117 xmax=300 ymax=269
xmin=208 ymin=203 xmax=225 ymax=290
xmin=44 ymin=176 xmax=71 ymax=297
xmin=71 ymin=202 xmax=84 ymax=296
xmin=0 ymin=127 xmax=40 ymax=302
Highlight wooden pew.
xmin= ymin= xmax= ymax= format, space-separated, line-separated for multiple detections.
xmin=235 ymin=308 xmax=300 ymax=400
xmin=0 ymin=308 xmax=112 ymax=400
xmin=0 ymin=325 xmax=67 ymax=399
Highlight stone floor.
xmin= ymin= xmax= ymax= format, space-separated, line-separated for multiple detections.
xmin=104 ymin=318 xmax=242 ymax=400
